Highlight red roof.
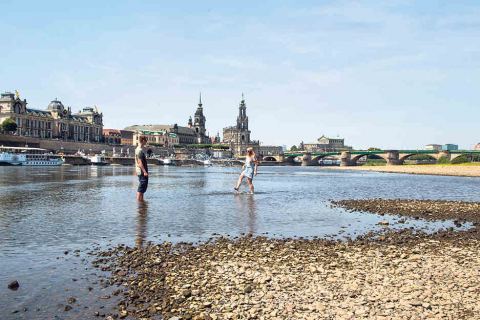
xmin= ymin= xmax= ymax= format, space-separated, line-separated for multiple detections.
xmin=103 ymin=129 xmax=121 ymax=135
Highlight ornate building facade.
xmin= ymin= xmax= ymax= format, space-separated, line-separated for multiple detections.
xmin=103 ymin=129 xmax=135 ymax=145
xmin=132 ymin=129 xmax=179 ymax=147
xmin=125 ymin=95 xmax=210 ymax=145
xmin=303 ymin=135 xmax=352 ymax=152
xmin=0 ymin=92 xmax=103 ymax=142
xmin=189 ymin=94 xmax=209 ymax=144
xmin=223 ymin=95 xmax=259 ymax=157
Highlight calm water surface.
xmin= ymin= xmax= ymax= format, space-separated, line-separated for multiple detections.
xmin=1 ymin=165 xmax=479 ymax=318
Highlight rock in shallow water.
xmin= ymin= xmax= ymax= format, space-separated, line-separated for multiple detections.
xmin=8 ymin=280 xmax=19 ymax=290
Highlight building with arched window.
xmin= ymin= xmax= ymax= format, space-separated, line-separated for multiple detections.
xmin=303 ymin=135 xmax=352 ymax=152
xmin=125 ymin=95 xmax=210 ymax=145
xmin=0 ymin=92 xmax=103 ymax=142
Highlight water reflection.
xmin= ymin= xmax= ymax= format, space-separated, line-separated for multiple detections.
xmin=135 ymin=201 xmax=149 ymax=248
xmin=2 ymin=165 xmax=479 ymax=316
xmin=234 ymin=194 xmax=257 ymax=235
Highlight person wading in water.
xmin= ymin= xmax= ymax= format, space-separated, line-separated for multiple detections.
xmin=135 ymin=136 xmax=149 ymax=201
xmin=234 ymin=147 xmax=258 ymax=194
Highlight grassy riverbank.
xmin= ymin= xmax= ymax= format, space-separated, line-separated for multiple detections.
xmin=92 ymin=199 xmax=480 ymax=319
xmin=327 ymin=164 xmax=480 ymax=177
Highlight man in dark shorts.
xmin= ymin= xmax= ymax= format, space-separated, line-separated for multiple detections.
xmin=135 ymin=136 xmax=148 ymax=201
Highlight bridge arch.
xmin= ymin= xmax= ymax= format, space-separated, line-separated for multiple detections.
xmin=311 ymin=154 xmax=329 ymax=162
xmin=262 ymin=156 xmax=278 ymax=162
xmin=284 ymin=155 xmax=302 ymax=163
xmin=311 ymin=154 xmax=342 ymax=165
xmin=400 ymin=153 xmax=437 ymax=163
xmin=399 ymin=153 xmax=442 ymax=162
xmin=350 ymin=153 xmax=389 ymax=165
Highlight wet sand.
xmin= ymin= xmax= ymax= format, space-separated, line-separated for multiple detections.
xmin=92 ymin=199 xmax=480 ymax=319
xmin=326 ymin=164 xmax=480 ymax=177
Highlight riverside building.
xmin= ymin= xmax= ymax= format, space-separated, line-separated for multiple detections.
xmin=125 ymin=95 xmax=210 ymax=145
xmin=103 ymin=129 xmax=135 ymax=145
xmin=132 ymin=129 xmax=179 ymax=147
xmin=425 ymin=144 xmax=442 ymax=151
xmin=222 ymin=95 xmax=259 ymax=157
xmin=0 ymin=91 xmax=103 ymax=142
xmin=303 ymin=135 xmax=352 ymax=152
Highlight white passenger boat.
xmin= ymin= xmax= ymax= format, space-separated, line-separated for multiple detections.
xmin=202 ymin=159 xmax=212 ymax=166
xmin=195 ymin=154 xmax=212 ymax=166
xmin=0 ymin=146 xmax=64 ymax=166
xmin=89 ymin=154 xmax=110 ymax=166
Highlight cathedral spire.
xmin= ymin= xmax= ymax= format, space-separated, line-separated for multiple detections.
xmin=198 ymin=92 xmax=202 ymax=107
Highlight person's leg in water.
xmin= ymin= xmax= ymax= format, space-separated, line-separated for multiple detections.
xmin=234 ymin=173 xmax=244 ymax=191
xmin=246 ymin=178 xmax=254 ymax=194
xmin=137 ymin=175 xmax=148 ymax=201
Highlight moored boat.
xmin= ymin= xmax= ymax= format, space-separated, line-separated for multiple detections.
xmin=202 ymin=159 xmax=212 ymax=166
xmin=0 ymin=146 xmax=63 ymax=166
xmin=0 ymin=149 xmax=25 ymax=166
xmin=161 ymin=155 xmax=176 ymax=166
xmin=89 ymin=154 xmax=110 ymax=166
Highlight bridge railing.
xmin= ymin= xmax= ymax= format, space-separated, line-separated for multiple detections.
xmin=284 ymin=150 xmax=480 ymax=157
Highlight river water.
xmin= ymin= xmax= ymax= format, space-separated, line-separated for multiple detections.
xmin=1 ymin=165 xmax=480 ymax=319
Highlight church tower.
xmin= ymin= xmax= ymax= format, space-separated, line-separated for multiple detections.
xmin=193 ymin=93 xmax=207 ymax=143
xmin=236 ymin=93 xmax=248 ymax=130
xmin=222 ymin=93 xmax=258 ymax=157
xmin=236 ymin=93 xmax=250 ymax=144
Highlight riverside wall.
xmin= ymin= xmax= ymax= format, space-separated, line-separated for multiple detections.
xmin=0 ymin=134 xmax=173 ymax=156
xmin=0 ymin=133 xmax=114 ymax=153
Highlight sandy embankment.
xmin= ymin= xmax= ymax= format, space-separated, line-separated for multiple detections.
xmin=326 ymin=164 xmax=480 ymax=177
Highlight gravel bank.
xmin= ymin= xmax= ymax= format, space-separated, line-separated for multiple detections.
xmin=94 ymin=236 xmax=480 ymax=319
xmin=92 ymin=199 xmax=480 ymax=319
xmin=332 ymin=199 xmax=480 ymax=224
xmin=325 ymin=164 xmax=480 ymax=177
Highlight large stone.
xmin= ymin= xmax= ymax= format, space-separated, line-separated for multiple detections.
xmin=7 ymin=280 xmax=19 ymax=290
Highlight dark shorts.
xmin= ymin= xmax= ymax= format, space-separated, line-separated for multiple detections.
xmin=137 ymin=175 xmax=148 ymax=193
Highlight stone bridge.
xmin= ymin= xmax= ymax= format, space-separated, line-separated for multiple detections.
xmin=280 ymin=150 xmax=480 ymax=166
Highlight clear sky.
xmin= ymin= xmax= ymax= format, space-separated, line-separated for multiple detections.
xmin=0 ymin=0 xmax=479 ymax=149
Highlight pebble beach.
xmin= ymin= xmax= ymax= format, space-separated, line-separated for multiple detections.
xmin=92 ymin=199 xmax=480 ymax=319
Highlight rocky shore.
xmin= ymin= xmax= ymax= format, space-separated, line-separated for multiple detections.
xmin=92 ymin=199 xmax=480 ymax=319
xmin=326 ymin=164 xmax=480 ymax=177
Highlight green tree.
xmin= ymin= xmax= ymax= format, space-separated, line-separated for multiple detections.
xmin=290 ymin=145 xmax=298 ymax=151
xmin=1 ymin=118 xmax=17 ymax=133
xmin=408 ymin=154 xmax=436 ymax=161
xmin=437 ymin=156 xmax=450 ymax=164
xmin=451 ymin=154 xmax=470 ymax=164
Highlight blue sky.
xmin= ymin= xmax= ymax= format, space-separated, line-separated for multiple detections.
xmin=0 ymin=0 xmax=479 ymax=149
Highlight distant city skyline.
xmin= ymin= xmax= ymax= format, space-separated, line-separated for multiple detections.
xmin=1 ymin=1 xmax=479 ymax=149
